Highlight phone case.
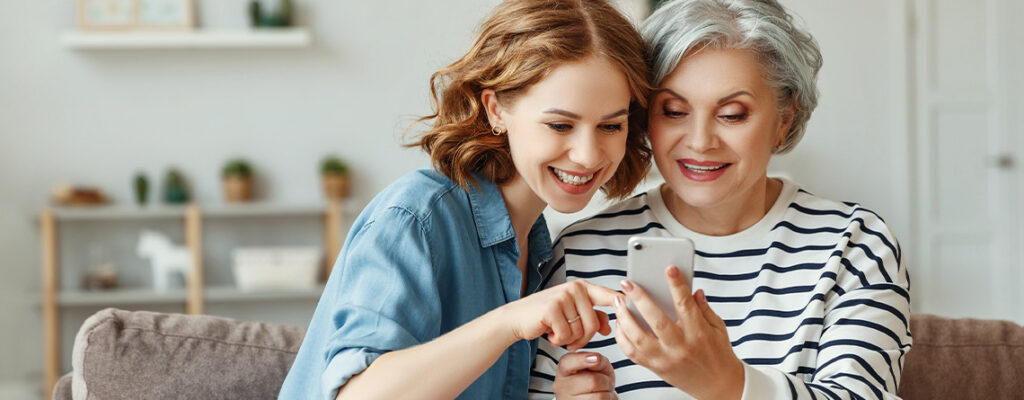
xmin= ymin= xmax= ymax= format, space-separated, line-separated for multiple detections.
xmin=625 ymin=236 xmax=695 ymax=333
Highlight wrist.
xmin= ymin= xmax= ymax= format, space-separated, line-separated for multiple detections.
xmin=710 ymin=359 xmax=745 ymax=400
xmin=482 ymin=305 xmax=520 ymax=348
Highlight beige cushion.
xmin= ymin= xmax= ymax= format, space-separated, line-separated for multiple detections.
xmin=71 ymin=308 xmax=305 ymax=400
xmin=899 ymin=314 xmax=1024 ymax=399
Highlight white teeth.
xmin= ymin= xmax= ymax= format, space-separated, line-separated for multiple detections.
xmin=552 ymin=167 xmax=595 ymax=185
xmin=683 ymin=163 xmax=728 ymax=173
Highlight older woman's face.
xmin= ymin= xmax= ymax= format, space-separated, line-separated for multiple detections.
xmin=648 ymin=47 xmax=790 ymax=210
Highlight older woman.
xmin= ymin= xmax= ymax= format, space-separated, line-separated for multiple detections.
xmin=528 ymin=0 xmax=911 ymax=399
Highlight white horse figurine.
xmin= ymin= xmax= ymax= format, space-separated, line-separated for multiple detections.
xmin=137 ymin=230 xmax=192 ymax=292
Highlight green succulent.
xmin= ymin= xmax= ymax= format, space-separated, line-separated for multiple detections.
xmin=222 ymin=158 xmax=253 ymax=178
xmin=320 ymin=155 xmax=348 ymax=176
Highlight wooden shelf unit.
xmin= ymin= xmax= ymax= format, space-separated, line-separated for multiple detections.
xmin=40 ymin=201 xmax=347 ymax=395
xmin=60 ymin=28 xmax=312 ymax=50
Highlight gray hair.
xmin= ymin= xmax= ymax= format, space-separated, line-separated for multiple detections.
xmin=642 ymin=0 xmax=823 ymax=153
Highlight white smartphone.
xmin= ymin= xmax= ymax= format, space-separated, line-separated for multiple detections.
xmin=624 ymin=236 xmax=695 ymax=333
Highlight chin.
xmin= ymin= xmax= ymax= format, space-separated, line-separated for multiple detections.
xmin=668 ymin=183 xmax=725 ymax=208
xmin=546 ymin=197 xmax=589 ymax=214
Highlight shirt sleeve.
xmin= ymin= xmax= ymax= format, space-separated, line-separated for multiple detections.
xmin=528 ymin=239 xmax=570 ymax=400
xmin=316 ymin=207 xmax=442 ymax=399
xmin=741 ymin=211 xmax=912 ymax=400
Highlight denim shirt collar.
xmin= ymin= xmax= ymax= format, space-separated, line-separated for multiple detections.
xmin=465 ymin=174 xmax=553 ymax=268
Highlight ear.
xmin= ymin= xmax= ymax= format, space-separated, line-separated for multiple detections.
xmin=480 ymin=89 xmax=505 ymax=129
xmin=775 ymin=100 xmax=797 ymax=148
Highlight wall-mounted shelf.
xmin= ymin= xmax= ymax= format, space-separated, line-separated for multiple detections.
xmin=55 ymin=285 xmax=325 ymax=307
xmin=60 ymin=28 xmax=312 ymax=49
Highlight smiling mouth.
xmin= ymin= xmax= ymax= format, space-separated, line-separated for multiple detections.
xmin=550 ymin=167 xmax=596 ymax=185
xmin=681 ymin=162 xmax=731 ymax=173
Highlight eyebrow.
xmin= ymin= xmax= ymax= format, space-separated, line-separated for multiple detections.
xmin=653 ymin=89 xmax=754 ymax=105
xmin=543 ymin=108 xmax=630 ymax=120
xmin=717 ymin=91 xmax=754 ymax=105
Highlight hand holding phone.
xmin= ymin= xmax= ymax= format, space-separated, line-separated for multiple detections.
xmin=624 ymin=236 xmax=695 ymax=332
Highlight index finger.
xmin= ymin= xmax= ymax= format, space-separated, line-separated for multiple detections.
xmin=665 ymin=265 xmax=702 ymax=326
xmin=580 ymin=281 xmax=621 ymax=307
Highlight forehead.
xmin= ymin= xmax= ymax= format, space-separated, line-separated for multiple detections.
xmin=659 ymin=47 xmax=771 ymax=100
xmin=508 ymin=56 xmax=632 ymax=113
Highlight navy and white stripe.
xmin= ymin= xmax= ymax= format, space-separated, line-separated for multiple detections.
xmin=528 ymin=178 xmax=912 ymax=400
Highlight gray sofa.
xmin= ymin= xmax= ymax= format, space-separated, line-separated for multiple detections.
xmin=54 ymin=308 xmax=1024 ymax=399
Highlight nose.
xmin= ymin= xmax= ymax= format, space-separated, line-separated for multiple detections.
xmin=568 ymin=129 xmax=605 ymax=170
xmin=685 ymin=117 xmax=718 ymax=153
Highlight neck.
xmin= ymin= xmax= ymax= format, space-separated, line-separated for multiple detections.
xmin=664 ymin=176 xmax=781 ymax=236
xmin=498 ymin=175 xmax=547 ymax=248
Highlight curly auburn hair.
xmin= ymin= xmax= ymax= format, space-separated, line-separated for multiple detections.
xmin=409 ymin=0 xmax=652 ymax=199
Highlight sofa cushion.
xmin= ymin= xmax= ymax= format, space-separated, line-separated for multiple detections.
xmin=71 ymin=308 xmax=306 ymax=400
xmin=899 ymin=314 xmax=1024 ymax=399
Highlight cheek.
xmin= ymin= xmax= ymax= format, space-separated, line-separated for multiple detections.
xmin=647 ymin=122 xmax=678 ymax=156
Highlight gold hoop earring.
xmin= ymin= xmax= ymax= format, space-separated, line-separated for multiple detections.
xmin=491 ymin=126 xmax=506 ymax=136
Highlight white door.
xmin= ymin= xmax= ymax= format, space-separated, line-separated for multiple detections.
xmin=912 ymin=0 xmax=1022 ymax=323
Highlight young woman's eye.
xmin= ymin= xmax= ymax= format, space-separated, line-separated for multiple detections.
xmin=599 ymin=123 xmax=623 ymax=133
xmin=545 ymin=122 xmax=572 ymax=132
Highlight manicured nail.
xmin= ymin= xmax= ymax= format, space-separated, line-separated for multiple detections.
xmin=619 ymin=280 xmax=634 ymax=292
xmin=586 ymin=355 xmax=599 ymax=364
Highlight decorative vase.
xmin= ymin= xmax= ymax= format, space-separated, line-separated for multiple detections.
xmin=322 ymin=174 xmax=350 ymax=200
xmin=223 ymin=177 xmax=252 ymax=202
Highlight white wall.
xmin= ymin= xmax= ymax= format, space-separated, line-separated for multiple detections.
xmin=0 ymin=0 xmax=914 ymax=395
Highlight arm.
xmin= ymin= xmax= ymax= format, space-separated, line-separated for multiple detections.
xmin=331 ymin=210 xmax=621 ymax=400
xmin=339 ymin=281 xmax=621 ymax=400
xmin=741 ymin=218 xmax=911 ymax=399
xmin=613 ymin=214 xmax=911 ymax=400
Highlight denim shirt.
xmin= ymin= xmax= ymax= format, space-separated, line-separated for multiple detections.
xmin=279 ymin=169 xmax=552 ymax=400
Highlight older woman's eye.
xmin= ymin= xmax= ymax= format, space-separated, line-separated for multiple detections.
xmin=718 ymin=113 xmax=748 ymax=123
xmin=545 ymin=122 xmax=573 ymax=132
xmin=662 ymin=108 xmax=687 ymax=118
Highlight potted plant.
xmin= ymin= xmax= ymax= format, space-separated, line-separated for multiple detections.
xmin=320 ymin=155 xmax=350 ymax=200
xmin=222 ymin=159 xmax=253 ymax=203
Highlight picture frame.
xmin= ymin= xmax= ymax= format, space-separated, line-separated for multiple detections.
xmin=75 ymin=0 xmax=195 ymax=31
xmin=137 ymin=0 xmax=195 ymax=30
xmin=76 ymin=0 xmax=139 ymax=31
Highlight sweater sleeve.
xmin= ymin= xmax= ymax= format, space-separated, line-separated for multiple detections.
xmin=741 ymin=210 xmax=912 ymax=400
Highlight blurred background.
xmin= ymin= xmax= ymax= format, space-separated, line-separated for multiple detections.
xmin=1 ymin=0 xmax=1022 ymax=398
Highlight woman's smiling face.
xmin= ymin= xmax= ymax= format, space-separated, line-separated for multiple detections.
xmin=649 ymin=47 xmax=792 ymax=211
xmin=485 ymin=55 xmax=632 ymax=213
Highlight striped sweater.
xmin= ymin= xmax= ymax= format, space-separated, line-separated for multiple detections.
xmin=529 ymin=178 xmax=912 ymax=399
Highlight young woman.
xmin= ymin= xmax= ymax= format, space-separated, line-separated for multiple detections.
xmin=530 ymin=0 xmax=911 ymax=399
xmin=278 ymin=1 xmax=650 ymax=399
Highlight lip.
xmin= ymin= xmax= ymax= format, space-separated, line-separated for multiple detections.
xmin=549 ymin=167 xmax=600 ymax=195
xmin=677 ymin=159 xmax=730 ymax=182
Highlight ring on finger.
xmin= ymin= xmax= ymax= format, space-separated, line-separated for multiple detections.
xmin=567 ymin=315 xmax=581 ymax=324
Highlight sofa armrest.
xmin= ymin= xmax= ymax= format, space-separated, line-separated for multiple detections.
xmin=899 ymin=314 xmax=1024 ymax=399
xmin=70 ymin=308 xmax=306 ymax=400
xmin=52 ymin=373 xmax=72 ymax=400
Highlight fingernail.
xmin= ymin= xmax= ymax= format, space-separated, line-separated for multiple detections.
xmin=586 ymin=355 xmax=599 ymax=364
xmin=666 ymin=265 xmax=679 ymax=278
xmin=613 ymin=296 xmax=622 ymax=308
xmin=619 ymin=280 xmax=634 ymax=292
xmin=695 ymin=289 xmax=705 ymax=305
